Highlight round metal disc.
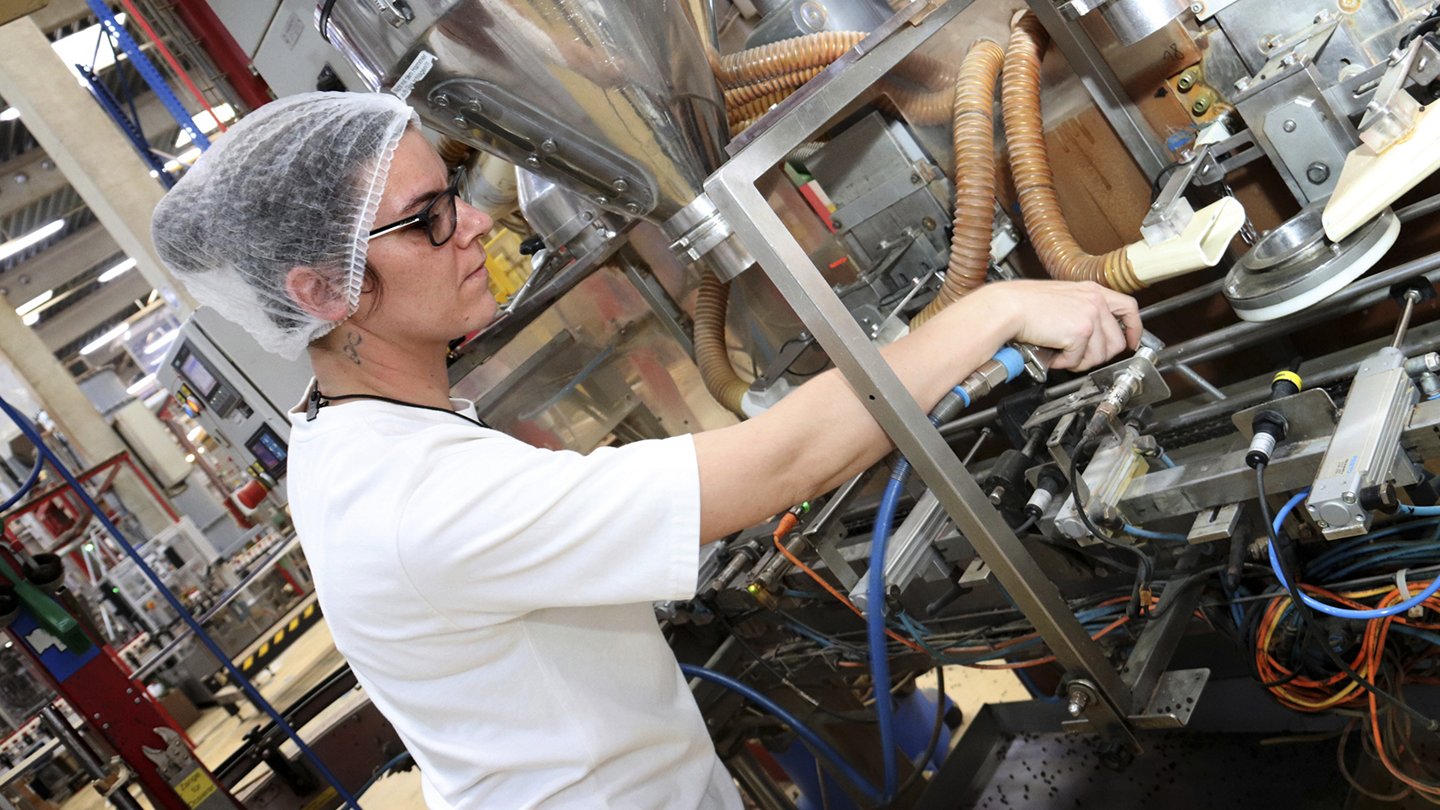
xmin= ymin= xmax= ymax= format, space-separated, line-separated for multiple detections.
xmin=1224 ymin=204 xmax=1400 ymax=322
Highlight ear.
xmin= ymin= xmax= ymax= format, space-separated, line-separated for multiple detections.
xmin=284 ymin=267 xmax=351 ymax=323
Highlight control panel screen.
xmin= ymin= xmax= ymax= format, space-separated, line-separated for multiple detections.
xmin=245 ymin=425 xmax=288 ymax=478
xmin=176 ymin=346 xmax=220 ymax=399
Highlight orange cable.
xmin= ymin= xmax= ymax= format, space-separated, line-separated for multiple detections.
xmin=770 ymin=521 xmax=927 ymax=654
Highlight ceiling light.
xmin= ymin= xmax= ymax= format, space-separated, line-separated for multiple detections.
xmin=143 ymin=330 xmax=179 ymax=355
xmin=0 ymin=220 xmax=65 ymax=262
xmin=174 ymin=104 xmax=235 ymax=147
xmin=80 ymin=322 xmax=130 ymax=356
xmin=125 ymin=373 xmax=157 ymax=396
xmin=15 ymin=289 xmax=52 ymax=317
xmin=0 ymin=108 xmax=18 ymax=122
xmin=98 ymin=257 xmax=136 ymax=283
xmin=50 ymin=14 xmax=127 ymax=78
xmin=21 ymin=312 xmax=38 ymax=326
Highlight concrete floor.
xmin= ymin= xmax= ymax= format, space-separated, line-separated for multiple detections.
xmin=49 ymin=618 xmax=1024 ymax=809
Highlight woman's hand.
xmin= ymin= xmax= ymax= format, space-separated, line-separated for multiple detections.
xmin=969 ymin=280 xmax=1142 ymax=371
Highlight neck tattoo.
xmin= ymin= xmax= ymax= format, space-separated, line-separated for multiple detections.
xmin=341 ymin=331 xmax=363 ymax=366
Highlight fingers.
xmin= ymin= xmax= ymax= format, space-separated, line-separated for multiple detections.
xmin=996 ymin=280 xmax=1142 ymax=370
xmin=1106 ymin=289 xmax=1143 ymax=350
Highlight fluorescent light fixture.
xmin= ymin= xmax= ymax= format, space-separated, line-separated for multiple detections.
xmin=51 ymin=14 xmax=127 ymax=78
xmin=80 ymin=323 xmax=129 ymax=356
xmin=161 ymin=147 xmax=203 ymax=174
xmin=0 ymin=107 xmax=18 ymax=122
xmin=98 ymin=258 xmax=136 ymax=283
xmin=125 ymin=373 xmax=156 ymax=396
xmin=143 ymin=329 xmax=179 ymax=355
xmin=174 ymin=104 xmax=236 ymax=147
xmin=15 ymin=290 xmax=52 ymax=317
xmin=22 ymin=312 xmax=39 ymax=326
xmin=0 ymin=220 xmax=65 ymax=262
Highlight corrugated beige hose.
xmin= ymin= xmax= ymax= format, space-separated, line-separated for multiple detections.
xmin=693 ymin=271 xmax=750 ymax=415
xmin=716 ymin=31 xmax=867 ymax=86
xmin=911 ymin=39 xmax=1006 ymax=327
xmin=1001 ymin=13 xmax=1142 ymax=292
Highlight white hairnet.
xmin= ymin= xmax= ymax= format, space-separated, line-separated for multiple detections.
xmin=152 ymin=92 xmax=416 ymax=359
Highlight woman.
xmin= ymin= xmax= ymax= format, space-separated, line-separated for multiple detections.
xmin=152 ymin=91 xmax=1140 ymax=809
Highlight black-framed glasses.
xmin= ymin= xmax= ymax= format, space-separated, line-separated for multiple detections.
xmin=368 ymin=167 xmax=464 ymax=247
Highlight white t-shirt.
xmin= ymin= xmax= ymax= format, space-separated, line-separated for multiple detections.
xmin=286 ymin=394 xmax=742 ymax=810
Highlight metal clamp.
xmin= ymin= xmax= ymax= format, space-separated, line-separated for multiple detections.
xmin=1358 ymin=37 xmax=1434 ymax=153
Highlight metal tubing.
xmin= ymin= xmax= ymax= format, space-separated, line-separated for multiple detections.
xmin=1173 ymin=363 xmax=1226 ymax=400
xmin=1140 ymin=279 xmax=1225 ymax=319
xmin=1397 ymin=193 xmax=1440 ymax=224
xmin=705 ymin=0 xmax=1136 ymax=738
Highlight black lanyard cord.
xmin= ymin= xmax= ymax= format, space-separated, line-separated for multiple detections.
xmin=306 ymin=386 xmax=490 ymax=429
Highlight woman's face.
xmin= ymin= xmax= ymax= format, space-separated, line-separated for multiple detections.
xmin=356 ymin=129 xmax=497 ymax=346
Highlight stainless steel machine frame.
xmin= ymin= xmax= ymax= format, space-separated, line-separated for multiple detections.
xmin=703 ymin=0 xmax=1145 ymax=740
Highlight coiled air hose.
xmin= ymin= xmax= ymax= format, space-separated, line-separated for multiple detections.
xmin=911 ymin=39 xmax=1006 ymax=328
xmin=693 ymin=271 xmax=750 ymax=416
xmin=1001 ymin=12 xmax=1143 ymax=292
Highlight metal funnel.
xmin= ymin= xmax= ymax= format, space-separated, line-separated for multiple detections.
xmin=321 ymin=0 xmax=729 ymax=227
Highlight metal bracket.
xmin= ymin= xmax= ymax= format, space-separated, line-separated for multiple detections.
xmin=1063 ymin=668 xmax=1211 ymax=731
xmin=1358 ymin=36 xmax=1438 ymax=153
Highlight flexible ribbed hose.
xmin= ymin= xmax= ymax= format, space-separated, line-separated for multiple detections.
xmin=694 ymin=272 xmax=749 ymax=415
xmin=911 ymin=40 xmax=1006 ymax=328
xmin=437 ymin=135 xmax=474 ymax=169
xmin=724 ymin=66 xmax=826 ymax=108
xmin=1001 ymin=13 xmax=1142 ymax=292
xmin=716 ymin=31 xmax=867 ymax=86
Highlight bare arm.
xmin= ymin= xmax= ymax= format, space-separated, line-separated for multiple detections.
xmin=693 ymin=280 xmax=1141 ymax=542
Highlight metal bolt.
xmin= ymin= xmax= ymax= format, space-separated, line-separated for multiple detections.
xmin=1282 ymin=119 xmax=1297 ymax=133
xmin=1342 ymin=491 xmax=1357 ymax=504
xmin=612 ymin=178 xmax=630 ymax=193
xmin=1280 ymin=54 xmax=1297 ymax=67
xmin=433 ymin=93 xmax=450 ymax=107
xmin=1066 ymin=688 xmax=1090 ymax=717
xmin=922 ymin=216 xmax=938 ymax=231
xmin=910 ymin=173 xmax=922 ymax=184
xmin=988 ymin=485 xmax=1006 ymax=506
xmin=1176 ymin=70 xmax=1199 ymax=92
xmin=525 ymin=155 xmax=541 ymax=168
xmin=624 ymin=202 xmax=642 ymax=214
xmin=1191 ymin=96 xmax=1212 ymax=115
xmin=1235 ymin=77 xmax=1251 ymax=92
xmin=540 ymin=138 xmax=558 ymax=154
xmin=594 ymin=195 xmax=610 ymax=206
xmin=451 ymin=114 xmax=467 ymax=126
xmin=1306 ymin=161 xmax=1331 ymax=185
xmin=830 ymin=218 xmax=843 ymax=229
xmin=1190 ymin=1 xmax=1203 ymax=12
xmin=579 ymin=210 xmax=595 ymax=222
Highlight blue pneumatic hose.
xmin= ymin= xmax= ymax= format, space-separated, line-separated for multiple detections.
xmin=680 ymin=664 xmax=885 ymax=804
xmin=869 ymin=460 xmax=909 ymax=800
xmin=0 ymin=397 xmax=363 ymax=810
xmin=861 ymin=348 xmax=1025 ymax=800
xmin=1270 ymin=490 xmax=1440 ymax=620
